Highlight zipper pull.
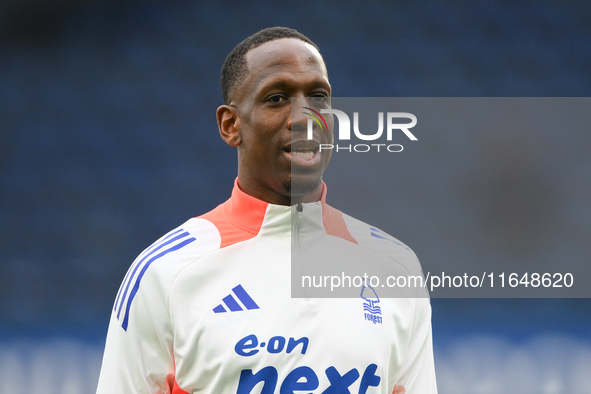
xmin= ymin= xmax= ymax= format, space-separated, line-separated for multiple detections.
xmin=297 ymin=203 xmax=303 ymax=212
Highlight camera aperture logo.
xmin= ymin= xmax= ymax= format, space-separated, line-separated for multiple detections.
xmin=304 ymin=108 xmax=417 ymax=153
xmin=303 ymin=107 xmax=328 ymax=133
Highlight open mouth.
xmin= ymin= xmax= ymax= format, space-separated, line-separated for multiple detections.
xmin=283 ymin=143 xmax=321 ymax=165
xmin=287 ymin=147 xmax=318 ymax=160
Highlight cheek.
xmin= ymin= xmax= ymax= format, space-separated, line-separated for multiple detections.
xmin=323 ymin=149 xmax=333 ymax=168
xmin=241 ymin=124 xmax=276 ymax=154
xmin=253 ymin=118 xmax=284 ymax=143
xmin=326 ymin=117 xmax=335 ymax=143
xmin=240 ymin=109 xmax=287 ymax=152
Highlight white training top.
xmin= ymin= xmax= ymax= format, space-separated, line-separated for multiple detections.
xmin=96 ymin=181 xmax=437 ymax=394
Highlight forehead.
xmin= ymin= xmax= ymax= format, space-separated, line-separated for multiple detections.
xmin=240 ymin=38 xmax=328 ymax=96
xmin=246 ymin=38 xmax=325 ymax=70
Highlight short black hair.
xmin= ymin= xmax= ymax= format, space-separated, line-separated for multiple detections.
xmin=220 ymin=27 xmax=320 ymax=104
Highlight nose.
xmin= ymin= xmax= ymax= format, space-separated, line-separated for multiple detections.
xmin=288 ymin=97 xmax=309 ymax=132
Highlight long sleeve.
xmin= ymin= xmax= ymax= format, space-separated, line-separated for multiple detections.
xmin=96 ymin=266 xmax=176 ymax=394
xmin=395 ymin=297 xmax=438 ymax=393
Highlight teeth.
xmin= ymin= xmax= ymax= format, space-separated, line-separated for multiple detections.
xmin=292 ymin=150 xmax=314 ymax=160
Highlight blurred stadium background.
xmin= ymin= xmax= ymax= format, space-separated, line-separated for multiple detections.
xmin=1 ymin=1 xmax=590 ymax=392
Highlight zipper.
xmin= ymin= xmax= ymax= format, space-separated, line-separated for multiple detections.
xmin=292 ymin=203 xmax=308 ymax=300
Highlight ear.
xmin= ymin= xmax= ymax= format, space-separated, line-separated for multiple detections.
xmin=217 ymin=105 xmax=241 ymax=147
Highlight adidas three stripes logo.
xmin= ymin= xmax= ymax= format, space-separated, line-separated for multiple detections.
xmin=213 ymin=284 xmax=260 ymax=313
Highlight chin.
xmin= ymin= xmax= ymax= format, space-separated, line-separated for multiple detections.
xmin=285 ymin=175 xmax=323 ymax=201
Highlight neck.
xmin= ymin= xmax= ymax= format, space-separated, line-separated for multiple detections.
xmin=236 ymin=177 xmax=324 ymax=206
xmin=289 ymin=187 xmax=323 ymax=205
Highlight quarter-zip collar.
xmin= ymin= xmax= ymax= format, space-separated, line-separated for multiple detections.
xmin=222 ymin=179 xmax=356 ymax=245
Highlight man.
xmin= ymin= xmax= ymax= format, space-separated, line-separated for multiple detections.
xmin=97 ymin=27 xmax=437 ymax=393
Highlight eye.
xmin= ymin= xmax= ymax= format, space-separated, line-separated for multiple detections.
xmin=308 ymin=93 xmax=330 ymax=107
xmin=266 ymin=94 xmax=287 ymax=104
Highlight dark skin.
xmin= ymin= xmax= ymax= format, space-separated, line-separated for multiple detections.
xmin=217 ymin=40 xmax=408 ymax=394
xmin=216 ymin=38 xmax=333 ymax=206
